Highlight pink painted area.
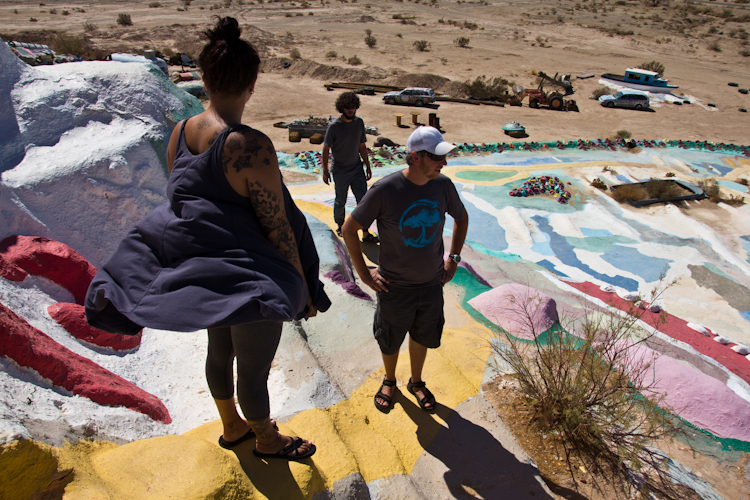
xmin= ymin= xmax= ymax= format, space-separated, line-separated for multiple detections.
xmin=0 ymin=302 xmax=170 ymax=423
xmin=631 ymin=343 xmax=750 ymax=442
xmin=0 ymin=236 xmax=97 ymax=305
xmin=47 ymin=303 xmax=142 ymax=351
xmin=468 ymin=283 xmax=559 ymax=340
xmin=564 ymin=280 xmax=750 ymax=386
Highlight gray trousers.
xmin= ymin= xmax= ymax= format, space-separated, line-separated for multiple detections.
xmin=332 ymin=163 xmax=368 ymax=226
xmin=206 ymin=321 xmax=283 ymax=421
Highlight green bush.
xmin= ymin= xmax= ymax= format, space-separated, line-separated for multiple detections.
xmin=454 ymin=36 xmax=470 ymax=47
xmin=413 ymin=39 xmax=430 ymax=51
xmin=364 ymin=29 xmax=377 ymax=48
xmin=116 ymin=13 xmax=132 ymax=26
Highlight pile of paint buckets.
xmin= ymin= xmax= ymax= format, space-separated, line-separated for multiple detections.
xmin=509 ymin=176 xmax=571 ymax=204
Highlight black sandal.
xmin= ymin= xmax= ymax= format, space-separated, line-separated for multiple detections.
xmin=362 ymin=232 xmax=379 ymax=244
xmin=374 ymin=378 xmax=397 ymax=413
xmin=407 ymin=378 xmax=436 ymax=413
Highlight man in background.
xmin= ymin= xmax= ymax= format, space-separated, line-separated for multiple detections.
xmin=322 ymin=91 xmax=378 ymax=242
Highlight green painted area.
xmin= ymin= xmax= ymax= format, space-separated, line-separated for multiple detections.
xmin=465 ymin=240 xmax=523 ymax=262
xmin=675 ymin=416 xmax=750 ymax=455
xmin=564 ymin=235 xmax=636 ymax=253
xmin=704 ymin=262 xmax=736 ymax=283
xmin=455 ymin=170 xmax=517 ymax=182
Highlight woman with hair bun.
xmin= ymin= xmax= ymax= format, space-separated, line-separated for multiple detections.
xmin=86 ymin=16 xmax=329 ymax=460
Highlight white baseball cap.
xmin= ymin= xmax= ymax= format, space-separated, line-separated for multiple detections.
xmin=406 ymin=126 xmax=456 ymax=155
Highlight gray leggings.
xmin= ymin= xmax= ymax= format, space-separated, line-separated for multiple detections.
xmin=205 ymin=321 xmax=283 ymax=421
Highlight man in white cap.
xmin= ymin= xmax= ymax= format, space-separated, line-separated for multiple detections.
xmin=342 ymin=126 xmax=469 ymax=414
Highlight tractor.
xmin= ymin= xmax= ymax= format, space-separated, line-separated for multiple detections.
xmin=509 ymin=71 xmax=578 ymax=111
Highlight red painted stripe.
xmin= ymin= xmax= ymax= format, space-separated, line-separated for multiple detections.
xmin=0 ymin=303 xmax=170 ymax=424
xmin=47 ymin=303 xmax=142 ymax=351
xmin=564 ymin=280 xmax=750 ymax=386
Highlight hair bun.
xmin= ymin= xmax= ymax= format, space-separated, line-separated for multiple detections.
xmin=204 ymin=16 xmax=241 ymax=43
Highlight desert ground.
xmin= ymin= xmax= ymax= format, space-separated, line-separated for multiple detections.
xmin=2 ymin=1 xmax=750 ymax=499
xmin=2 ymin=0 xmax=750 ymax=152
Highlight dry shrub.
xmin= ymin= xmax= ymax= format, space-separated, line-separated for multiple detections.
xmin=644 ymin=178 xmax=690 ymax=200
xmin=463 ymin=75 xmax=510 ymax=101
xmin=698 ymin=177 xmax=720 ymax=201
xmin=491 ymin=281 xmax=680 ymax=494
xmin=590 ymin=178 xmax=607 ymax=190
xmin=615 ymin=130 xmax=632 ymax=140
xmin=413 ymin=39 xmax=430 ymax=51
xmin=347 ymin=55 xmax=361 ymax=65
xmin=289 ymin=48 xmax=301 ymax=59
xmin=611 ymin=183 xmax=648 ymax=202
xmin=116 ymin=13 xmax=132 ymax=26
xmin=52 ymin=32 xmax=93 ymax=56
xmin=591 ymin=86 xmax=610 ymax=99
xmin=638 ymin=60 xmax=665 ymax=76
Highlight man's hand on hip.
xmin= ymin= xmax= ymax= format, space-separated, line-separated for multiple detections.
xmin=363 ymin=268 xmax=389 ymax=293
xmin=441 ymin=259 xmax=459 ymax=286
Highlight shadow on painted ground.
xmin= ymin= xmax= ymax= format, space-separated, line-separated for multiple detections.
xmin=403 ymin=398 xmax=554 ymax=499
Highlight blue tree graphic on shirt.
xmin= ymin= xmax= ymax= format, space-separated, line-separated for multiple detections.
xmin=399 ymin=199 xmax=441 ymax=248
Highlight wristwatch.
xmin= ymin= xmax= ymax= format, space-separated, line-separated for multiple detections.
xmin=448 ymin=254 xmax=461 ymax=263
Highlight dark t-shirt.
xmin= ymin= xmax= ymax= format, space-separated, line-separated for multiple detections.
xmin=323 ymin=116 xmax=366 ymax=171
xmin=351 ymin=170 xmax=465 ymax=287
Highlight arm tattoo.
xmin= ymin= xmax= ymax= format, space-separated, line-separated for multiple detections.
xmin=247 ymin=182 xmax=301 ymax=266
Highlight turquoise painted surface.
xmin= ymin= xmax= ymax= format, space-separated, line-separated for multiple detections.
xmin=455 ymin=170 xmax=517 ymax=181
xmin=718 ymin=180 xmax=748 ymax=193
xmin=564 ymin=235 xmax=636 ymax=253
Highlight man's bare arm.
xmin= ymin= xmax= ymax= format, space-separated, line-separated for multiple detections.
xmin=442 ymin=211 xmax=469 ymax=285
xmin=342 ymin=217 xmax=389 ymax=292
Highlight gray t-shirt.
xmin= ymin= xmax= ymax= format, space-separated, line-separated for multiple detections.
xmin=324 ymin=116 xmax=366 ymax=171
xmin=351 ymin=170 xmax=466 ymax=287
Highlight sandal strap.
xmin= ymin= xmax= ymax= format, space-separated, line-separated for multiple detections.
xmin=374 ymin=390 xmax=392 ymax=403
xmin=382 ymin=378 xmax=397 ymax=387
xmin=408 ymin=379 xmax=426 ymax=389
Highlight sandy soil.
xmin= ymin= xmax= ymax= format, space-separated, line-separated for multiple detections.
xmin=2 ymin=0 xmax=749 ymax=157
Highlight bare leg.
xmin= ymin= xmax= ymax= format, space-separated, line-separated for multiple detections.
xmin=250 ymin=417 xmax=314 ymax=456
xmin=408 ymin=338 xmax=433 ymax=410
xmin=376 ymin=351 xmax=399 ymax=407
xmin=214 ymin=397 xmax=252 ymax=443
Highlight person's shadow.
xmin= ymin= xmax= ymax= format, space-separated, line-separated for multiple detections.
xmin=401 ymin=396 xmax=554 ymax=499
xmin=231 ymin=445 xmax=320 ymax=500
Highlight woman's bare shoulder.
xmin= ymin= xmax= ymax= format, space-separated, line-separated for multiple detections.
xmin=223 ymin=126 xmax=277 ymax=171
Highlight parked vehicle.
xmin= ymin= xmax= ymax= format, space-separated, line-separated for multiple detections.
xmin=383 ymin=87 xmax=436 ymax=106
xmin=600 ymin=68 xmax=678 ymax=94
xmin=598 ymin=90 xmax=650 ymax=110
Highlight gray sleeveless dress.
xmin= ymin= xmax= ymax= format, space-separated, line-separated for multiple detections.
xmin=85 ymin=122 xmax=330 ymax=335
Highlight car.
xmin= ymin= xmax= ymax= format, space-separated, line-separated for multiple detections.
xmin=598 ymin=90 xmax=650 ymax=110
xmin=382 ymin=87 xmax=436 ymax=106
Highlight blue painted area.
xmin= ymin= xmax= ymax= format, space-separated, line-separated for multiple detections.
xmin=615 ymin=174 xmax=632 ymax=184
xmin=465 ymin=239 xmax=523 ymax=262
xmin=532 ymin=215 xmax=640 ymax=291
xmin=580 ymin=227 xmax=613 ymax=237
xmin=600 ymin=245 xmax=671 ymax=281
xmin=718 ymin=180 xmax=748 ymax=193
xmin=704 ymin=162 xmax=733 ymax=176
xmin=461 ymin=195 xmax=509 ymax=252
xmin=537 ymin=259 xmax=568 ymax=277
xmin=741 ymin=311 xmax=750 ymax=323
xmin=531 ymin=240 xmax=555 ymax=257
xmin=742 ymin=236 xmax=750 ymax=264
